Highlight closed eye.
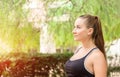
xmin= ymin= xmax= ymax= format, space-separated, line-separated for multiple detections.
xmin=74 ymin=25 xmax=81 ymax=29
xmin=77 ymin=26 xmax=81 ymax=29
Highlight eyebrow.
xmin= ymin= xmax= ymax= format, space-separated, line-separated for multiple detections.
xmin=74 ymin=25 xmax=81 ymax=27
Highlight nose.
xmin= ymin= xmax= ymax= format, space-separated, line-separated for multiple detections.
xmin=72 ymin=28 xmax=77 ymax=34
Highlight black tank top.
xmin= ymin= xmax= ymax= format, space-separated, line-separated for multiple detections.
xmin=64 ymin=47 xmax=97 ymax=77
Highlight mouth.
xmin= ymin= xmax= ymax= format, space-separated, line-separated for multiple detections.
xmin=73 ymin=34 xmax=78 ymax=36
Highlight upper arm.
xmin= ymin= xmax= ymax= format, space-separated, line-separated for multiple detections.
xmin=93 ymin=51 xmax=107 ymax=77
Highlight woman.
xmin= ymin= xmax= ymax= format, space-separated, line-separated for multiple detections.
xmin=64 ymin=14 xmax=107 ymax=77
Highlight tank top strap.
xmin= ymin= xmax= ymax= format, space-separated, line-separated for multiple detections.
xmin=84 ymin=47 xmax=98 ymax=58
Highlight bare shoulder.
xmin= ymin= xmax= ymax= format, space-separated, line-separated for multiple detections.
xmin=87 ymin=48 xmax=107 ymax=65
xmin=91 ymin=49 xmax=106 ymax=61
xmin=89 ymin=48 xmax=107 ymax=66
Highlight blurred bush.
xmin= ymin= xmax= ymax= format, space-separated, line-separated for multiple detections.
xmin=0 ymin=52 xmax=119 ymax=77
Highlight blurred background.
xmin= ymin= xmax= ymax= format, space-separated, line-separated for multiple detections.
xmin=0 ymin=0 xmax=120 ymax=77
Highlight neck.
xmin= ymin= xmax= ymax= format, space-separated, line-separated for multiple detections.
xmin=81 ymin=38 xmax=96 ymax=50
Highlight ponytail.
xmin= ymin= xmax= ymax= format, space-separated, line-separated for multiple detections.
xmin=94 ymin=17 xmax=106 ymax=59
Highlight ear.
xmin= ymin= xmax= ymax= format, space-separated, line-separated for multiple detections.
xmin=87 ymin=28 xmax=93 ymax=35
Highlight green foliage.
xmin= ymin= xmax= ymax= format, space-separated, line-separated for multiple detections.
xmin=0 ymin=0 xmax=39 ymax=53
xmin=44 ymin=0 xmax=120 ymax=48
xmin=0 ymin=24 xmax=39 ymax=53
xmin=48 ymin=21 xmax=75 ymax=48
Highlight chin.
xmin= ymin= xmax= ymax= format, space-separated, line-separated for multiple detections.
xmin=74 ymin=38 xmax=81 ymax=41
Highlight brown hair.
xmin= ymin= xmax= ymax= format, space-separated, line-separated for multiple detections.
xmin=79 ymin=14 xmax=106 ymax=58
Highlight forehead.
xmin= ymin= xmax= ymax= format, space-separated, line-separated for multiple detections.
xmin=74 ymin=18 xmax=86 ymax=26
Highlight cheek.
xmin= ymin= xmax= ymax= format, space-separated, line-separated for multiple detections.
xmin=74 ymin=29 xmax=88 ymax=40
xmin=78 ymin=29 xmax=88 ymax=36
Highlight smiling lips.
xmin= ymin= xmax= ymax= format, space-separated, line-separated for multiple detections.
xmin=73 ymin=35 xmax=79 ymax=38
xmin=73 ymin=33 xmax=78 ymax=36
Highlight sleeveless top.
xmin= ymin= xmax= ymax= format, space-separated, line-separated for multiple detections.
xmin=64 ymin=47 xmax=98 ymax=77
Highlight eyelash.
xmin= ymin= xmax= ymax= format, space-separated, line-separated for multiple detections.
xmin=77 ymin=26 xmax=81 ymax=29
xmin=74 ymin=26 xmax=81 ymax=29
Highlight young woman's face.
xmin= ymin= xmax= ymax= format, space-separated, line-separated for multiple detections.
xmin=72 ymin=18 xmax=90 ymax=41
